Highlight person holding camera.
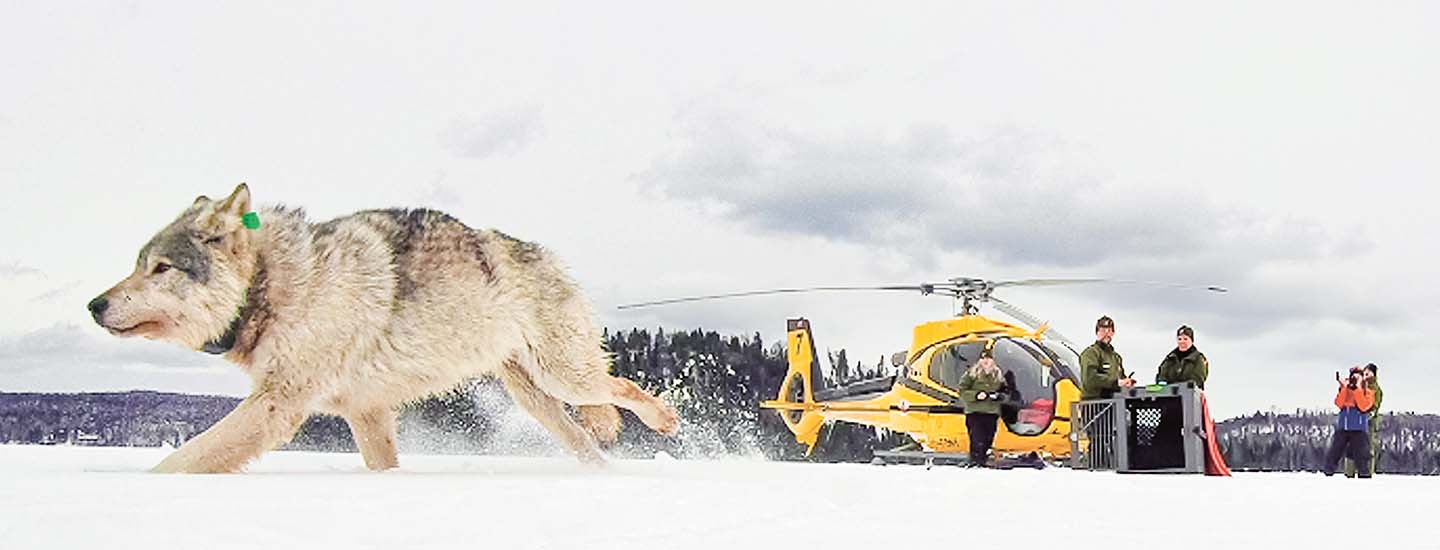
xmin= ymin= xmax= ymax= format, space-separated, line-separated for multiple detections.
xmin=958 ymin=353 xmax=1005 ymax=467
xmin=1344 ymin=363 xmax=1384 ymax=477
xmin=1156 ymin=325 xmax=1208 ymax=389
xmin=1081 ymin=316 xmax=1134 ymax=400
xmin=1323 ymin=365 xmax=1378 ymax=478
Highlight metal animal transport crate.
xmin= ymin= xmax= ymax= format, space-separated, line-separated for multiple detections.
xmin=1071 ymin=382 xmax=1207 ymax=474
xmin=1070 ymin=398 xmax=1124 ymax=470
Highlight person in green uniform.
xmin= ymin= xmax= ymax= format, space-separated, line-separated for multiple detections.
xmin=1156 ymin=325 xmax=1209 ymax=389
xmin=1080 ymin=316 xmax=1132 ymax=400
xmin=1345 ymin=363 xmax=1383 ymax=477
xmin=1153 ymin=325 xmax=1210 ymax=455
xmin=958 ymin=353 xmax=1005 ymax=467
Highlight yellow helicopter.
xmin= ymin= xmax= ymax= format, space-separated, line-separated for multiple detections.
xmin=620 ymin=277 xmax=1225 ymax=463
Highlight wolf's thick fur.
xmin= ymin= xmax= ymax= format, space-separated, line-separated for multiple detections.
xmin=89 ymin=184 xmax=678 ymax=473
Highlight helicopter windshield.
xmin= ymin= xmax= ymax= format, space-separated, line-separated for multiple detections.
xmin=1037 ymin=339 xmax=1081 ymax=382
xmin=926 ymin=341 xmax=987 ymax=391
xmin=990 ymin=338 xmax=1061 ymax=435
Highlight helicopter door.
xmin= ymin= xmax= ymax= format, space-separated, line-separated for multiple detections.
xmin=989 ymin=338 xmax=1060 ymax=436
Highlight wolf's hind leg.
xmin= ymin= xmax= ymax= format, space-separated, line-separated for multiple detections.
xmin=536 ymin=365 xmax=680 ymax=438
xmin=531 ymin=346 xmax=681 ymax=438
xmin=346 ymin=407 xmax=399 ymax=471
xmin=576 ymin=404 xmax=621 ymax=447
xmin=500 ymin=355 xmax=605 ymax=464
xmin=602 ymin=376 xmax=680 ymax=437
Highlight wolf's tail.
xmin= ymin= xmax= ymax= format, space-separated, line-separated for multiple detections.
xmin=760 ymin=318 xmax=828 ymax=454
xmin=577 ymin=404 xmax=622 ymax=447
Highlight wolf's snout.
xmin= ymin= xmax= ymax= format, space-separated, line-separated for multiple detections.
xmin=87 ymin=296 xmax=109 ymax=322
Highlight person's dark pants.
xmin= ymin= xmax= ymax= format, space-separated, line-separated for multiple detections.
xmin=1323 ymin=429 xmax=1372 ymax=478
xmin=966 ymin=413 xmax=999 ymax=467
xmin=1344 ymin=420 xmax=1381 ymax=477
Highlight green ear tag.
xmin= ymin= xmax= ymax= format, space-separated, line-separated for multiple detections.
xmin=242 ymin=212 xmax=261 ymax=230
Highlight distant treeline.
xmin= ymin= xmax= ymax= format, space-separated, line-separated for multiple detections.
xmin=2 ymin=326 xmax=1436 ymax=474
xmin=1217 ymin=410 xmax=1440 ymax=475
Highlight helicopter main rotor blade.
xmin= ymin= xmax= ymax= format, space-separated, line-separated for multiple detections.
xmin=991 ymin=278 xmax=1228 ymax=293
xmin=615 ymin=284 xmax=941 ymax=310
xmin=990 ymin=297 xmax=1078 ymax=348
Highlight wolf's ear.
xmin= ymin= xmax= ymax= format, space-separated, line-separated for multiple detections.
xmin=192 ymin=195 xmax=211 ymax=206
xmin=217 ymin=183 xmax=251 ymax=216
xmin=194 ymin=183 xmax=252 ymax=234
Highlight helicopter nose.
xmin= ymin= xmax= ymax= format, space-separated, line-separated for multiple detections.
xmin=87 ymin=296 xmax=110 ymax=323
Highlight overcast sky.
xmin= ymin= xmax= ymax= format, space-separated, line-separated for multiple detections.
xmin=2 ymin=2 xmax=1436 ymax=418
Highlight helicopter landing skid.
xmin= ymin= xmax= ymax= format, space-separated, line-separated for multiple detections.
xmin=870 ymin=450 xmax=972 ymax=469
xmin=871 ymin=450 xmax=1057 ymax=470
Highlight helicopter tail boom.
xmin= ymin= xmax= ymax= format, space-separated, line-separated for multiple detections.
xmin=763 ymin=318 xmax=829 ymax=453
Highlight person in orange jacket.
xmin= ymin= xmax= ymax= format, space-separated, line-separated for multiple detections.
xmin=1322 ymin=366 xmax=1377 ymax=478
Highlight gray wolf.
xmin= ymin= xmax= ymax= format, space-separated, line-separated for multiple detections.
xmin=87 ymin=183 xmax=679 ymax=473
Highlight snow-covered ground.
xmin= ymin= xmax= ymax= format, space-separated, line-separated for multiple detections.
xmin=0 ymin=445 xmax=1430 ymax=550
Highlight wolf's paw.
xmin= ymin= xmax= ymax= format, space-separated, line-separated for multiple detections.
xmin=576 ymin=447 xmax=608 ymax=467
xmin=150 ymin=453 xmax=195 ymax=474
xmin=654 ymin=405 xmax=681 ymax=437
xmin=363 ymin=458 xmax=400 ymax=472
xmin=150 ymin=451 xmax=234 ymax=474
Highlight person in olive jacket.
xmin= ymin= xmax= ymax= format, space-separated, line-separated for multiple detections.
xmin=1156 ymin=325 xmax=1209 ymax=389
xmin=1080 ymin=316 xmax=1133 ymax=400
xmin=958 ymin=353 xmax=1005 ymax=467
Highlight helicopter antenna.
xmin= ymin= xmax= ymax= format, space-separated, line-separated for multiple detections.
xmin=615 ymin=284 xmax=943 ymax=310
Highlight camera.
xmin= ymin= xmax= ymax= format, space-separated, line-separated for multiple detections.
xmin=975 ymin=391 xmax=1005 ymax=402
xmin=1346 ymin=367 xmax=1363 ymax=390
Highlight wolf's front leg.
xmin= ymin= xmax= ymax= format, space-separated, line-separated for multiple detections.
xmin=152 ymin=389 xmax=309 ymax=474
xmin=345 ymin=407 xmax=399 ymax=471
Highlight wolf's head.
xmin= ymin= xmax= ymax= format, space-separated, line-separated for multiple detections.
xmin=88 ymin=183 xmax=260 ymax=351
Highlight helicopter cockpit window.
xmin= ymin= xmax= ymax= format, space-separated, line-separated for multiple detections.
xmin=927 ymin=341 xmax=986 ymax=391
xmin=989 ymin=338 xmax=1060 ymax=436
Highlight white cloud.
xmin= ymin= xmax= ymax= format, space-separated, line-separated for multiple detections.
xmin=440 ymin=106 xmax=543 ymax=160
xmin=30 ymin=281 xmax=81 ymax=304
xmin=0 ymin=261 xmax=41 ymax=279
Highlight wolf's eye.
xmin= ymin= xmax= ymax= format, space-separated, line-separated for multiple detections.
xmin=204 ymin=235 xmax=224 ymax=246
xmin=152 ymin=263 xmax=172 ymax=275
